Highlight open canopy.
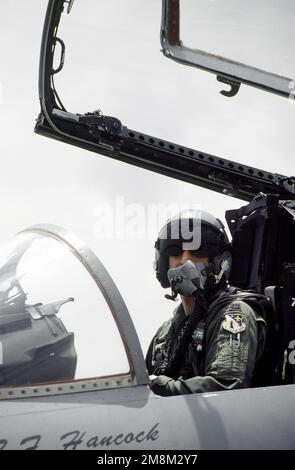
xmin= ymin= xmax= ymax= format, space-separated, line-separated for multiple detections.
xmin=35 ymin=0 xmax=295 ymax=202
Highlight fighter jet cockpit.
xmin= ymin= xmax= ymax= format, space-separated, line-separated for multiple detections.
xmin=34 ymin=0 xmax=295 ymax=391
xmin=0 ymin=225 xmax=144 ymax=393
xmin=1 ymin=0 xmax=295 ymax=450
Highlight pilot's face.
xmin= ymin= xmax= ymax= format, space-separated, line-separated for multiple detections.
xmin=169 ymin=250 xmax=209 ymax=269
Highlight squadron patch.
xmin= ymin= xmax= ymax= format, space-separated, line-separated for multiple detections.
xmin=222 ymin=313 xmax=246 ymax=334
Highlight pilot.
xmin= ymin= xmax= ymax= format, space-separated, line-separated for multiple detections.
xmin=146 ymin=210 xmax=268 ymax=396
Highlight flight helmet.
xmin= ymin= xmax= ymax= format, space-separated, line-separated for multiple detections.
xmin=154 ymin=209 xmax=232 ymax=291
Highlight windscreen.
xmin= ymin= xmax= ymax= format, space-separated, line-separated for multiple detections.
xmin=0 ymin=231 xmax=129 ymax=388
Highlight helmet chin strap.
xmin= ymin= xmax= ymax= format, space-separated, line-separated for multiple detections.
xmin=212 ymin=259 xmax=230 ymax=284
xmin=164 ymin=282 xmax=179 ymax=301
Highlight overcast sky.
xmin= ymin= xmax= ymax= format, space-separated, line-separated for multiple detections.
xmin=0 ymin=0 xmax=294 ymax=371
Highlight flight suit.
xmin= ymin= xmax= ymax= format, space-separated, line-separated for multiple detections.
xmin=146 ymin=288 xmax=267 ymax=396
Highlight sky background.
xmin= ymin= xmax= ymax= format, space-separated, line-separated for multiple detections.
xmin=0 ymin=0 xmax=294 ymax=374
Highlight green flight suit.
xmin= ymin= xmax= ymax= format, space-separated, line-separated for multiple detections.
xmin=146 ymin=289 xmax=267 ymax=396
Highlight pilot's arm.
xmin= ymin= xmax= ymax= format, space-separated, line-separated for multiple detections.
xmin=148 ymin=301 xmax=267 ymax=396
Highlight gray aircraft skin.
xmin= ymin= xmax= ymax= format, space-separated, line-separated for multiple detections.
xmin=0 ymin=224 xmax=294 ymax=451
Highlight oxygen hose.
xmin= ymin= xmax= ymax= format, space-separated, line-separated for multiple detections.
xmin=164 ymin=291 xmax=207 ymax=379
